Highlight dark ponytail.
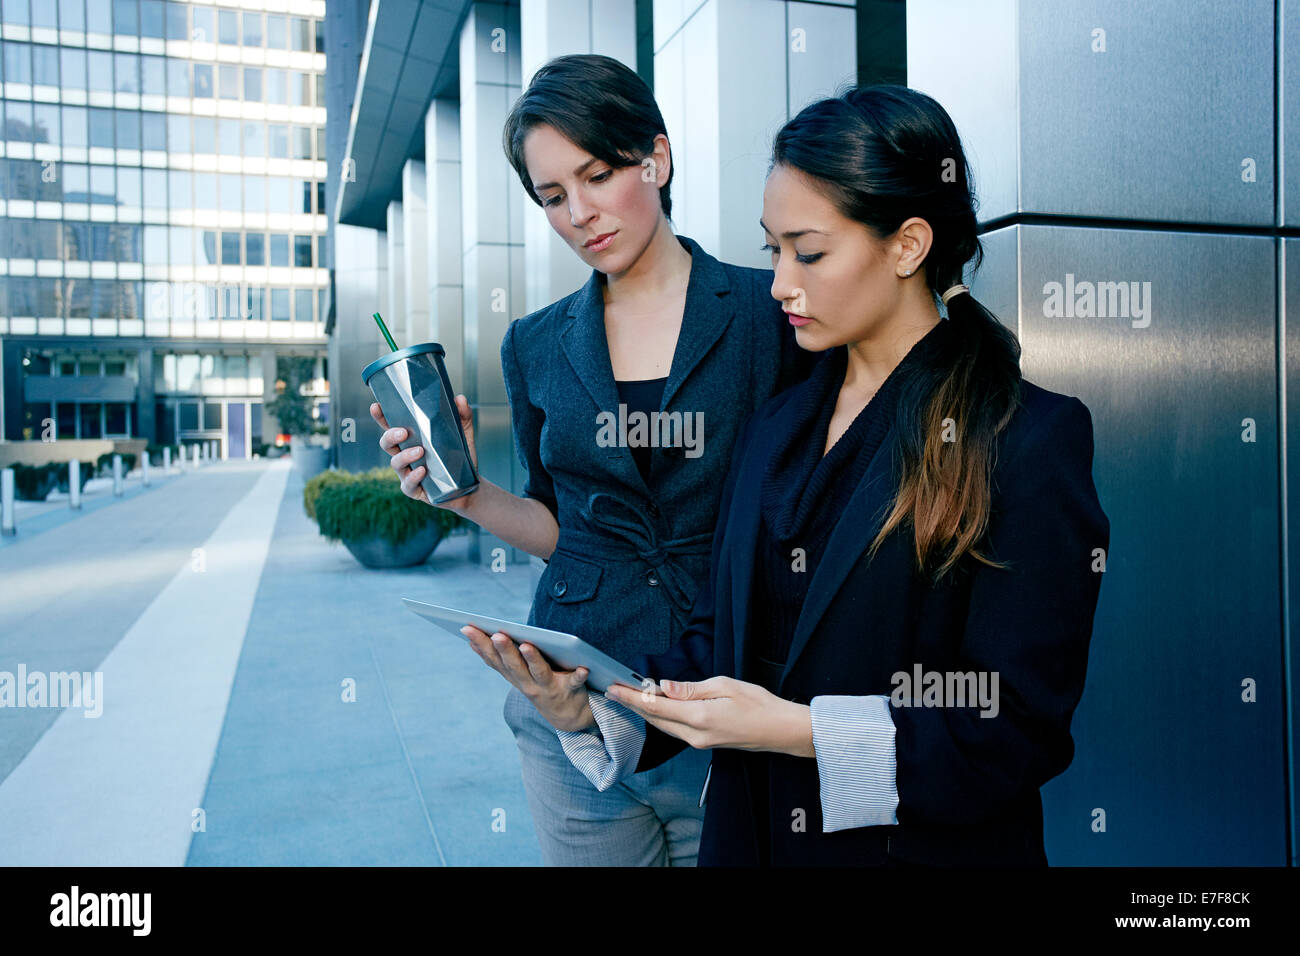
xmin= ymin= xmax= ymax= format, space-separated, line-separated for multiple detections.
xmin=771 ymin=84 xmax=1023 ymax=583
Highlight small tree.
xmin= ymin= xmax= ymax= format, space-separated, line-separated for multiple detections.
xmin=265 ymin=356 xmax=316 ymax=438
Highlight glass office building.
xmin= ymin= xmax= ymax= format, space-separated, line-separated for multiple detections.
xmin=0 ymin=0 xmax=328 ymax=456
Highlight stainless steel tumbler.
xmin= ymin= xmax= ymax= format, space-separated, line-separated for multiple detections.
xmin=362 ymin=343 xmax=479 ymax=503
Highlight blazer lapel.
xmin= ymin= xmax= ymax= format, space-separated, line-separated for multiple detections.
xmin=777 ymin=431 xmax=902 ymax=693
xmin=558 ymin=233 xmax=735 ymax=418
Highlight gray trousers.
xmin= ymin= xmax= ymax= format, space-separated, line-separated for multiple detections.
xmin=503 ymin=686 xmax=712 ymax=866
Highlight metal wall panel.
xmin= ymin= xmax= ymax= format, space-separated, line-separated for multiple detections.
xmin=1001 ymin=225 xmax=1283 ymax=864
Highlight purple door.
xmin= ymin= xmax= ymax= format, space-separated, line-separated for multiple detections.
xmin=227 ymin=403 xmax=246 ymax=458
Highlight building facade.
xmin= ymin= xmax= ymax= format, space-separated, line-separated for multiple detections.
xmin=0 ymin=0 xmax=330 ymax=457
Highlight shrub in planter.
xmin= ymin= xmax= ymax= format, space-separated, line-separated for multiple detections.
xmin=11 ymin=463 xmax=59 ymax=501
xmin=313 ymin=471 xmax=464 ymax=567
xmin=96 ymin=452 xmax=137 ymax=476
xmin=302 ymin=466 xmax=384 ymax=521
xmin=55 ymin=461 xmax=96 ymax=493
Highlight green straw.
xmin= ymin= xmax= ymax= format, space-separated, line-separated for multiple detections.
xmin=372 ymin=311 xmax=398 ymax=352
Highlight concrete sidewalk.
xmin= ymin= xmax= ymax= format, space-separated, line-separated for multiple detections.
xmin=0 ymin=456 xmax=542 ymax=865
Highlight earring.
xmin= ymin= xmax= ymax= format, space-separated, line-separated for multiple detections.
xmin=903 ymin=269 xmax=912 ymax=277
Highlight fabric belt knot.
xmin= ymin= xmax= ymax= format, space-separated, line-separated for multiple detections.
xmin=580 ymin=491 xmax=712 ymax=615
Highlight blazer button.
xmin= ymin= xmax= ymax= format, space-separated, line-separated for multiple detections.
xmin=552 ymin=579 xmax=567 ymax=597
xmin=646 ymin=571 xmax=660 ymax=587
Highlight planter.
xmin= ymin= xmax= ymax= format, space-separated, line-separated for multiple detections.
xmin=290 ymin=435 xmax=330 ymax=480
xmin=340 ymin=522 xmax=445 ymax=568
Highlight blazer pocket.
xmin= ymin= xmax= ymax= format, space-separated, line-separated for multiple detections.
xmin=544 ymin=552 xmax=604 ymax=604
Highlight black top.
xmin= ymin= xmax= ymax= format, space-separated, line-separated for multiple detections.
xmin=615 ymin=376 xmax=668 ymax=485
xmin=746 ymin=319 xmax=951 ymax=866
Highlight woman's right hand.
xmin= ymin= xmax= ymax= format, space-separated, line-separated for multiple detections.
xmin=370 ymin=396 xmax=478 ymax=507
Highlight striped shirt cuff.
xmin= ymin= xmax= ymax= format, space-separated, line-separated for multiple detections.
xmin=810 ymin=694 xmax=901 ymax=831
xmin=554 ymin=691 xmax=647 ymax=792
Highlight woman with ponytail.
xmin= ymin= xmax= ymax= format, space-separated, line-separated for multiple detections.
xmin=479 ymin=84 xmax=1110 ymax=866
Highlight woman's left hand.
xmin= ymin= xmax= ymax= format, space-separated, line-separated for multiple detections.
xmin=605 ymin=676 xmax=814 ymax=758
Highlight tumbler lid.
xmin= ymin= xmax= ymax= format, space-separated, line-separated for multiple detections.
xmin=361 ymin=342 xmax=446 ymax=385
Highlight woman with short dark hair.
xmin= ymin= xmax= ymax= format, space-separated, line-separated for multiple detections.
xmin=373 ymin=54 xmax=813 ymax=865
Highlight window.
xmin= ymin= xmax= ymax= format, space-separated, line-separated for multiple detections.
xmin=243 ymin=176 xmax=264 ymax=213
xmin=141 ymin=112 xmax=165 ymax=150
xmin=193 ymin=173 xmax=216 ymax=210
xmin=63 ymin=221 xmax=89 ymax=260
xmin=106 ymin=403 xmax=129 ymax=435
xmin=297 ymin=179 xmax=313 ymax=214
xmin=143 ymin=224 xmax=167 ymax=265
xmin=294 ymin=288 xmax=313 ymax=322
xmin=169 ymin=225 xmax=192 ymax=265
xmin=61 ymin=48 xmax=86 ymax=89
xmin=80 ymin=403 xmax=103 ymax=439
xmin=245 ymin=286 xmax=265 ymax=320
xmin=193 ymin=63 xmax=212 ymax=98
xmin=218 ymin=9 xmax=236 ymax=44
xmin=33 ymin=103 xmax=59 ymax=145
xmin=4 ymin=42 xmax=31 ymax=84
xmin=88 ymin=108 xmax=114 ymax=148
xmin=87 ymin=50 xmax=112 ymax=91
xmin=243 ymin=67 xmax=261 ymax=102
xmin=89 ymin=166 xmax=114 ymax=204
xmin=219 ymin=174 xmax=240 ymax=212
xmin=167 ymin=58 xmax=189 ymax=96
xmin=266 ymin=68 xmax=286 ymax=104
xmin=245 ymin=233 xmax=264 ymax=266
xmin=167 ymin=114 xmax=189 ymax=152
xmin=270 ymin=288 xmax=289 ymax=320
xmin=143 ymin=168 xmax=166 ymax=210
xmin=190 ymin=6 xmax=212 ymax=44
xmin=63 ymin=165 xmax=89 ymax=204
xmin=266 ymin=15 xmax=285 ymax=49
xmin=218 ymin=118 xmax=239 ymax=155
xmin=4 ymin=0 xmax=29 ymax=26
xmin=269 ymin=234 xmax=288 ymax=266
xmin=60 ymin=0 xmax=86 ymax=32
xmin=62 ymin=106 xmax=87 ymax=147
xmin=291 ymin=17 xmax=311 ymax=52
xmin=168 ymin=170 xmax=191 ymax=206
xmin=115 ymin=109 xmax=140 ymax=150
xmin=267 ymin=124 xmax=288 ymax=158
xmin=290 ymin=72 xmax=311 ymax=107
xmin=179 ymin=401 xmax=198 ymax=428
xmin=140 ymin=55 xmax=164 ymax=95
xmin=243 ymin=121 xmax=264 ymax=157
xmin=293 ymin=235 xmax=312 ymax=267
xmin=198 ymin=229 xmax=218 ymax=265
xmin=221 ymin=231 xmax=240 ymax=265
xmin=316 ymin=181 xmax=325 ymax=215
xmin=87 ymin=1 xmax=111 ymax=34
xmin=117 ymin=166 xmax=142 ymax=207
xmin=192 ymin=116 xmax=214 ymax=153
xmin=139 ymin=0 xmax=164 ymax=38
xmin=114 ymin=53 xmax=138 ymax=93
xmin=5 ymin=101 xmax=34 ymax=142
xmin=218 ymin=63 xmax=238 ymax=99
xmin=112 ymin=0 xmax=137 ymax=36
xmin=164 ymin=1 xmax=185 ymax=40
xmin=315 ymin=19 xmax=324 ymax=54
xmin=32 ymin=43 xmax=59 ymax=86
xmin=292 ymin=126 xmax=312 ymax=160
xmin=242 ymin=13 xmax=261 ymax=46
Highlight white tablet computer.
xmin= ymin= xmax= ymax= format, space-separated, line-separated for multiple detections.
xmin=401 ymin=598 xmax=662 ymax=696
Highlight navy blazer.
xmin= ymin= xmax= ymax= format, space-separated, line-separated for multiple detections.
xmin=501 ymin=233 xmax=817 ymax=665
xmin=626 ymin=354 xmax=1111 ymax=866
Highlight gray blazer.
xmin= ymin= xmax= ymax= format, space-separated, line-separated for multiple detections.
xmin=501 ymin=233 xmax=816 ymax=665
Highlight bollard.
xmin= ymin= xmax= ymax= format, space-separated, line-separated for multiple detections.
xmin=142 ymin=452 xmax=151 ymax=487
xmin=112 ymin=454 xmax=123 ymax=496
xmin=192 ymin=444 xmax=200 ymax=467
xmin=69 ymin=460 xmax=81 ymax=510
xmin=164 ymin=446 xmax=171 ymax=474
xmin=2 ymin=468 xmax=14 ymax=537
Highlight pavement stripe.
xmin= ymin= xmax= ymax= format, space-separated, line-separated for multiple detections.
xmin=0 ymin=459 xmax=291 ymax=865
